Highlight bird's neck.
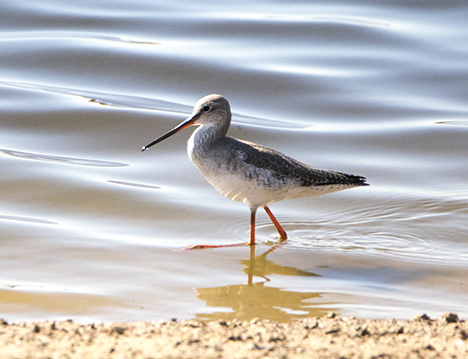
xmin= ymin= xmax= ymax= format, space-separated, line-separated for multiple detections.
xmin=187 ymin=122 xmax=228 ymax=159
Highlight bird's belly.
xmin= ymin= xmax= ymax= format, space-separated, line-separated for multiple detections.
xmin=193 ymin=161 xmax=346 ymax=209
xmin=206 ymin=172 xmax=282 ymax=206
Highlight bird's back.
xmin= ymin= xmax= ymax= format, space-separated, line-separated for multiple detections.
xmin=191 ymin=136 xmax=368 ymax=208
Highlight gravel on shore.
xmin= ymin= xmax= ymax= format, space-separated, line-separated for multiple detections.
xmin=1 ymin=313 xmax=467 ymax=358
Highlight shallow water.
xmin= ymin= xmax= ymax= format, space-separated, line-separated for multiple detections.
xmin=1 ymin=1 xmax=468 ymax=323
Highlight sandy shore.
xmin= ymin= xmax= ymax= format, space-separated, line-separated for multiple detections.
xmin=1 ymin=313 xmax=466 ymax=358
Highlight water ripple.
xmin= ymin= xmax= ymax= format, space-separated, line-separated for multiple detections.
xmin=0 ymin=31 xmax=157 ymax=45
xmin=284 ymin=230 xmax=468 ymax=267
xmin=107 ymin=180 xmax=160 ymax=189
xmin=435 ymin=120 xmax=468 ymax=127
xmin=260 ymin=15 xmax=391 ymax=28
xmin=0 ymin=149 xmax=128 ymax=167
xmin=0 ymin=81 xmax=310 ymax=129
xmin=0 ymin=214 xmax=57 ymax=225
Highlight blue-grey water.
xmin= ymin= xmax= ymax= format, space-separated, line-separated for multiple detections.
xmin=1 ymin=1 xmax=467 ymax=323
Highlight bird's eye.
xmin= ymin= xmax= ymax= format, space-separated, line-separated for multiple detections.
xmin=202 ymin=105 xmax=210 ymax=112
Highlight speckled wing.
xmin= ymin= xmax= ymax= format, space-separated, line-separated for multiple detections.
xmin=216 ymin=137 xmax=369 ymax=188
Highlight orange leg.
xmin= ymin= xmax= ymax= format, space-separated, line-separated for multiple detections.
xmin=264 ymin=206 xmax=288 ymax=241
xmin=175 ymin=210 xmax=257 ymax=251
xmin=249 ymin=210 xmax=256 ymax=245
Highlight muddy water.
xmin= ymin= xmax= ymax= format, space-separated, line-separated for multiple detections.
xmin=1 ymin=1 xmax=467 ymax=323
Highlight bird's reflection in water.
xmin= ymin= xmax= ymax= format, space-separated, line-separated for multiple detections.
xmin=195 ymin=245 xmax=337 ymax=322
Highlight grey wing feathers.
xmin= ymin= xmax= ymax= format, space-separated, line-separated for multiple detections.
xmin=228 ymin=139 xmax=368 ymax=187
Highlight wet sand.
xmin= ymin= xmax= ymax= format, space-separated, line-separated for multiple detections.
xmin=1 ymin=313 xmax=466 ymax=358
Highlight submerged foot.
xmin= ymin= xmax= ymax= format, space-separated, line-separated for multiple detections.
xmin=173 ymin=242 xmax=252 ymax=251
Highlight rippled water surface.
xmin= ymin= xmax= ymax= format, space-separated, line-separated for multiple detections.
xmin=1 ymin=1 xmax=468 ymax=323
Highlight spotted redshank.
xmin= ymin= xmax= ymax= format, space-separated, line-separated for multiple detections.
xmin=142 ymin=94 xmax=368 ymax=248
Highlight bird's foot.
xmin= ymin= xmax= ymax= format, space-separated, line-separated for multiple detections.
xmin=173 ymin=242 xmax=252 ymax=251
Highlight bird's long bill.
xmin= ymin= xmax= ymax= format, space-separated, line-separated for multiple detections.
xmin=141 ymin=115 xmax=198 ymax=152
